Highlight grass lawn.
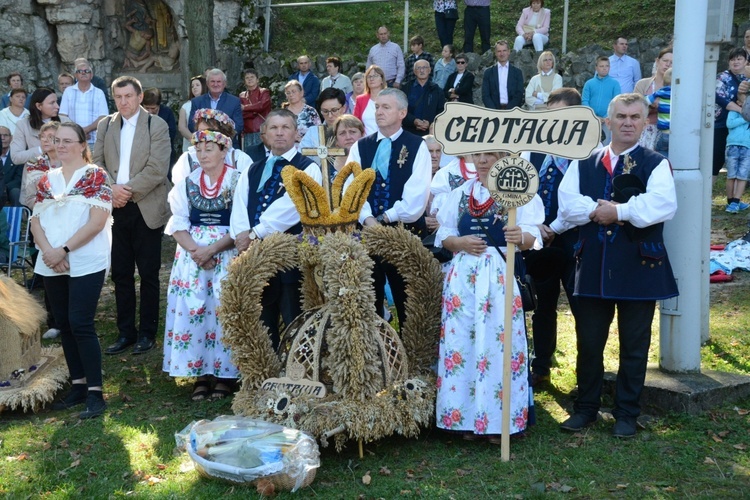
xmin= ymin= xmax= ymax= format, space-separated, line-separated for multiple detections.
xmin=1 ymin=178 xmax=749 ymax=498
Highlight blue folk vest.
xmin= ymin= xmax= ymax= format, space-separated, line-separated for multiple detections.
xmin=358 ymin=130 xmax=426 ymax=235
xmin=574 ymin=146 xmax=678 ymax=300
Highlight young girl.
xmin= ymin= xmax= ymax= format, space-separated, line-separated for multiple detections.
xmin=433 ymin=44 xmax=457 ymax=91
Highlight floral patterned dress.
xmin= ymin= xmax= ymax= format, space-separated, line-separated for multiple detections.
xmin=162 ymin=166 xmax=240 ymax=378
xmin=434 ymin=178 xmax=543 ymax=436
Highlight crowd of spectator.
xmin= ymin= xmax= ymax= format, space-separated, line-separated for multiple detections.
xmin=0 ymin=2 xmax=743 ymax=442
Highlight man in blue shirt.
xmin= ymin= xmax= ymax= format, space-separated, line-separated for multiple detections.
xmin=608 ymin=37 xmax=641 ymax=94
xmin=582 ymin=57 xmax=621 ymax=145
xmin=289 ymin=55 xmax=320 ymax=107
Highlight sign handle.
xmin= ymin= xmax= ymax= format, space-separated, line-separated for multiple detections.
xmin=501 ymin=207 xmax=517 ymax=462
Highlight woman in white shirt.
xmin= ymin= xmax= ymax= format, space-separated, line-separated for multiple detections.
xmin=524 ymin=51 xmax=563 ymax=110
xmin=30 ymin=122 xmax=113 ymax=420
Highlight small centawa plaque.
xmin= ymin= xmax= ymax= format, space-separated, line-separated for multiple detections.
xmin=487 ymin=155 xmax=539 ymax=208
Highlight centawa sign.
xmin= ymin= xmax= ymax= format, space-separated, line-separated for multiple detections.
xmin=433 ymin=103 xmax=601 ymax=158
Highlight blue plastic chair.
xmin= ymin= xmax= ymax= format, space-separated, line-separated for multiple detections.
xmin=2 ymin=206 xmax=33 ymax=286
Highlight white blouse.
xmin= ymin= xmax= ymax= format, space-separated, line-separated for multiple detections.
xmin=165 ymin=166 xmax=241 ymax=235
xmin=435 ymin=178 xmax=544 ymax=250
xmin=361 ymin=99 xmax=378 ymax=136
xmin=171 ymin=146 xmax=253 ymax=187
xmin=32 ymin=165 xmax=112 ymax=277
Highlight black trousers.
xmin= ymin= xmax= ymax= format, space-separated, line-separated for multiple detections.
xmin=463 ymin=5 xmax=491 ymax=54
xmin=434 ymin=11 xmax=457 ymax=47
xmin=44 ymin=270 xmax=106 ymax=387
xmin=111 ymin=203 xmax=163 ymax=342
xmin=573 ymin=297 xmax=655 ymax=420
xmin=260 ymin=273 xmax=302 ymax=351
xmin=524 ymin=232 xmax=578 ymax=376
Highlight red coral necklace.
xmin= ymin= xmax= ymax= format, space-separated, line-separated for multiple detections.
xmin=468 ymin=183 xmax=496 ymax=217
xmin=200 ymin=165 xmax=227 ymax=199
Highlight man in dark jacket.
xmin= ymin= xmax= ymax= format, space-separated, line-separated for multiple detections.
xmin=401 ymin=60 xmax=446 ymax=136
xmin=481 ymin=40 xmax=524 ymax=109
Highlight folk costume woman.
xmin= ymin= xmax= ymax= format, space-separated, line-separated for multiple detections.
xmin=163 ymin=130 xmax=240 ymax=401
xmin=434 ymin=151 xmax=543 ymax=441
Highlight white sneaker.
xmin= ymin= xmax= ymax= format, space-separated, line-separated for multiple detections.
xmin=42 ymin=328 xmax=61 ymax=339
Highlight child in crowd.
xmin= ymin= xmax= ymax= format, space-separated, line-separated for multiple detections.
xmin=433 ymin=44 xmax=456 ymax=90
xmin=724 ymin=69 xmax=750 ymax=214
xmin=403 ymin=35 xmax=434 ymax=88
xmin=582 ymin=56 xmax=621 ymax=145
xmin=647 ymin=67 xmax=672 ymax=158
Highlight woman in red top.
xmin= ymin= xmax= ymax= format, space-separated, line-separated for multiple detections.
xmin=239 ymin=68 xmax=271 ymax=154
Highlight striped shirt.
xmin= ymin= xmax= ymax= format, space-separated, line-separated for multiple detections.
xmin=366 ymin=41 xmax=405 ymax=84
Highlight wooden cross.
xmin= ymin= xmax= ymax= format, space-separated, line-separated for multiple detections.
xmin=301 ymin=124 xmax=347 ymax=210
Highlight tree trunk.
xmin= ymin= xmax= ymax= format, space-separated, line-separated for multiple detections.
xmin=184 ymin=0 xmax=216 ymax=76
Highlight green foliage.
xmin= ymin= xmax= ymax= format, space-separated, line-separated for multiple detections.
xmin=221 ymin=2 xmax=263 ymax=61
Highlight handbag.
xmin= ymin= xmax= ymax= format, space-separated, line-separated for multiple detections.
xmin=422 ymin=232 xmax=453 ymax=263
xmin=476 ymin=217 xmax=538 ymax=311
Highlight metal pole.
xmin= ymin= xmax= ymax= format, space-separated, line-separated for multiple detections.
xmin=562 ymin=0 xmax=569 ymax=54
xmin=264 ymin=0 xmax=271 ymax=52
xmin=659 ymin=0 xmax=708 ymax=373
xmin=404 ymin=1 xmax=410 ymax=54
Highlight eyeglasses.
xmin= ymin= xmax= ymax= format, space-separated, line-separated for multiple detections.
xmin=53 ymin=139 xmax=83 ymax=145
xmin=456 ymin=61 xmax=467 ymax=65
xmin=320 ymin=106 xmax=342 ymax=116
xmin=366 ymin=74 xmax=382 ymax=80
xmin=415 ymin=67 xmax=430 ymax=72
xmin=75 ymin=69 xmax=92 ymax=75
xmin=0 ymin=134 xmax=10 ymax=138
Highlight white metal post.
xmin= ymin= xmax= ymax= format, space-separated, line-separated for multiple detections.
xmin=659 ymin=0 xmax=709 ymax=372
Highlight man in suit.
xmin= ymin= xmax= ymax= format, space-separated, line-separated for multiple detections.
xmin=288 ymin=55 xmax=320 ymax=107
xmin=93 ymin=76 xmax=171 ymax=356
xmin=230 ymin=109 xmax=322 ymax=350
xmin=346 ymin=88 xmax=431 ymax=330
xmin=245 ymin=121 xmax=270 ymax=163
xmin=0 ymin=125 xmax=23 ymax=206
xmin=482 ymin=40 xmax=524 ymax=110
xmin=558 ymin=93 xmax=678 ymax=438
xmin=188 ymin=68 xmax=243 ymax=147
xmin=401 ymin=60 xmax=445 ymax=136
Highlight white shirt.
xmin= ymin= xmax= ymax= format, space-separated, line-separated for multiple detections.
xmin=558 ymin=145 xmax=677 ymax=229
xmin=361 ymin=98 xmax=378 ymax=136
xmin=32 ymin=165 xmax=112 ymax=277
xmin=165 ymin=166 xmax=241 ymax=235
xmin=430 ymin=158 xmax=476 ymax=215
xmin=116 ymin=111 xmax=139 ymax=184
xmin=172 ymin=146 xmax=253 ymax=187
xmin=345 ymin=128 xmax=431 ymax=224
xmin=0 ymin=107 xmax=30 ymax=135
xmin=434 ymin=178 xmax=543 ymax=250
xmin=230 ymin=146 xmax=323 ymax=239
xmin=497 ymin=63 xmax=510 ymax=105
xmin=59 ymin=83 xmax=108 ymax=144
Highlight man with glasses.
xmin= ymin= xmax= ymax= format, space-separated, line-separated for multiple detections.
xmin=59 ymin=59 xmax=108 ymax=146
xmin=298 ymin=88 xmax=347 ymax=159
xmin=401 ymin=60 xmax=445 ymax=137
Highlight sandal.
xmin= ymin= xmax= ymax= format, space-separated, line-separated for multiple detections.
xmin=191 ymin=379 xmax=211 ymax=401
xmin=210 ymin=380 xmax=236 ymax=400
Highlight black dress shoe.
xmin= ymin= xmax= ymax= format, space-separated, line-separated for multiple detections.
xmin=131 ymin=338 xmax=156 ymax=355
xmin=105 ymin=337 xmax=136 ymax=355
xmin=612 ymin=418 xmax=637 ymax=439
xmin=560 ymin=413 xmax=597 ymax=432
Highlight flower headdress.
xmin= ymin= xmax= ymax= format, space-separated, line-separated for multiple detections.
xmin=191 ymin=130 xmax=233 ymax=150
xmin=192 ymin=108 xmax=236 ymax=130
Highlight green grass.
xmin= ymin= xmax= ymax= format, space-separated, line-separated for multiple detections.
xmin=1 ymin=181 xmax=750 ymax=498
xmin=266 ymin=0 xmax=678 ymax=59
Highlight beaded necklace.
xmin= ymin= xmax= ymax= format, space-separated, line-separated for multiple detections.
xmin=200 ymin=165 xmax=228 ymax=199
xmin=468 ymin=182 xmax=497 ymax=217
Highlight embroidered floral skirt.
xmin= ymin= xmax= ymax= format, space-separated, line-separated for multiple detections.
xmin=162 ymin=225 xmax=239 ymax=378
xmin=436 ymin=250 xmax=530 ymax=435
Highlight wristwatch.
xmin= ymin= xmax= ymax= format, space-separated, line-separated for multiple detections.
xmin=248 ymin=229 xmax=259 ymax=241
